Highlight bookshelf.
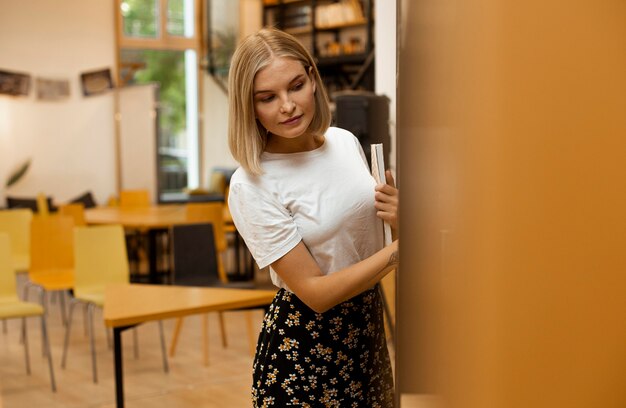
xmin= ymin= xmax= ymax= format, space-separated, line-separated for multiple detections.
xmin=263 ymin=0 xmax=375 ymax=95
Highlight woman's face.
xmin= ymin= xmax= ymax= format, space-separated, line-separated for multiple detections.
xmin=253 ymin=56 xmax=316 ymax=142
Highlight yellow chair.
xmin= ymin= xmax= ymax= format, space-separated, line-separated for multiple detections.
xmin=58 ymin=203 xmax=86 ymax=226
xmin=24 ymin=215 xmax=75 ymax=326
xmin=0 ymin=233 xmax=56 ymax=392
xmin=61 ymin=225 xmax=169 ymax=383
xmin=0 ymin=208 xmax=33 ymax=273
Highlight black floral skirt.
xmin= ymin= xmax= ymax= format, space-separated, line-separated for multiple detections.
xmin=252 ymin=286 xmax=394 ymax=407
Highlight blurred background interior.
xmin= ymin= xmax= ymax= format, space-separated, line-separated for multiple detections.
xmin=1 ymin=0 xmax=625 ymax=407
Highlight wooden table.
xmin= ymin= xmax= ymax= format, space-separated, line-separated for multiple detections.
xmin=103 ymin=283 xmax=277 ymax=408
xmin=85 ymin=205 xmax=237 ymax=282
xmin=85 ymin=205 xmax=194 ymax=229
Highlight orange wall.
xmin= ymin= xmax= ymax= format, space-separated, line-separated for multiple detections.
xmin=397 ymin=0 xmax=626 ymax=406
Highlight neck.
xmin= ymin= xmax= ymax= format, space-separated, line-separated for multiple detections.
xmin=265 ymin=133 xmax=324 ymax=154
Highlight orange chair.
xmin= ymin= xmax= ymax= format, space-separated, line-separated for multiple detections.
xmin=24 ymin=215 xmax=75 ymax=326
xmin=168 ymin=220 xmax=258 ymax=364
xmin=185 ymin=202 xmax=229 ymax=282
xmin=36 ymin=192 xmax=51 ymax=216
xmin=58 ymin=203 xmax=86 ymax=226
xmin=168 ymin=203 xmax=230 ymax=363
xmin=118 ymin=189 xmax=152 ymax=279
xmin=119 ymin=189 xmax=150 ymax=208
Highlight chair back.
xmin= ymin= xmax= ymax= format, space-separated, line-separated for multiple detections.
xmin=185 ymin=202 xmax=227 ymax=252
xmin=58 ymin=203 xmax=86 ymax=226
xmin=0 ymin=233 xmax=19 ymax=302
xmin=119 ymin=190 xmax=150 ymax=208
xmin=171 ymin=223 xmax=221 ymax=287
xmin=73 ymin=225 xmax=129 ymax=296
xmin=0 ymin=208 xmax=33 ymax=272
xmin=30 ymin=215 xmax=75 ymax=274
xmin=36 ymin=192 xmax=50 ymax=216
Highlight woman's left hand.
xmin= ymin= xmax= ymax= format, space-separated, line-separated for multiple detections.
xmin=374 ymin=170 xmax=399 ymax=234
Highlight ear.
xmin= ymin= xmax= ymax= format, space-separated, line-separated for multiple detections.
xmin=308 ymin=66 xmax=317 ymax=93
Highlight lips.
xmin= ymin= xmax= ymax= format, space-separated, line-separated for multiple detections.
xmin=280 ymin=114 xmax=302 ymax=125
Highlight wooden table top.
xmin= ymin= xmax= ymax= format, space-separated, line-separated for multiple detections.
xmin=103 ymin=284 xmax=276 ymax=328
xmin=85 ymin=205 xmax=233 ymax=229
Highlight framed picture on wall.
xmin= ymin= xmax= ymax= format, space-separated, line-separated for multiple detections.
xmin=80 ymin=68 xmax=114 ymax=96
xmin=36 ymin=77 xmax=71 ymax=101
xmin=0 ymin=69 xmax=31 ymax=96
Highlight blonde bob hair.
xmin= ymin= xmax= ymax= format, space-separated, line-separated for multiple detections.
xmin=228 ymin=27 xmax=332 ymax=175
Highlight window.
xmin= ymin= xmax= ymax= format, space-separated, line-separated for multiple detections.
xmin=116 ymin=0 xmax=201 ymax=201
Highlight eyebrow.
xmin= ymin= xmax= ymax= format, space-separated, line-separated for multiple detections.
xmin=254 ymin=74 xmax=305 ymax=95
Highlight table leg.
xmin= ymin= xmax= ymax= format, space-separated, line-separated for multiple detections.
xmin=147 ymin=230 xmax=158 ymax=284
xmin=114 ymin=325 xmax=134 ymax=408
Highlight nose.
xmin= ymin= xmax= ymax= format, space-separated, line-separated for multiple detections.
xmin=280 ymin=97 xmax=295 ymax=114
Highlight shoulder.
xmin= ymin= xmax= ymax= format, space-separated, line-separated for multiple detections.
xmin=326 ymin=126 xmax=357 ymax=140
xmin=325 ymin=126 xmax=360 ymax=146
xmin=229 ymin=166 xmax=252 ymax=186
xmin=228 ymin=167 xmax=277 ymax=207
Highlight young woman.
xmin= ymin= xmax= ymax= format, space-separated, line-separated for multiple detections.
xmin=227 ymin=27 xmax=399 ymax=407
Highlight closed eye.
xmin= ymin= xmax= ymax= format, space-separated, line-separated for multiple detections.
xmin=290 ymin=82 xmax=304 ymax=92
xmin=258 ymin=94 xmax=275 ymax=103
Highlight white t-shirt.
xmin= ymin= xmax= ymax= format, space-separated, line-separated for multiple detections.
xmin=228 ymin=127 xmax=384 ymax=292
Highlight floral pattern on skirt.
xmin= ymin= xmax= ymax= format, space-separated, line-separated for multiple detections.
xmin=252 ymin=286 xmax=394 ymax=407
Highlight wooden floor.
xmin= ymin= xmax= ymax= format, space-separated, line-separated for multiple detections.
xmin=1 ymin=273 xmax=266 ymax=407
xmin=1 ymin=273 xmax=396 ymax=407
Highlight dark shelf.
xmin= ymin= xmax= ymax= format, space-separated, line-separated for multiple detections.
xmin=316 ymin=53 xmax=368 ymax=66
xmin=263 ymin=0 xmax=374 ymax=91
xmin=263 ymin=0 xmax=310 ymax=9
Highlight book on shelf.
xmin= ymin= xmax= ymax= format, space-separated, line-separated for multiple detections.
xmin=371 ymin=143 xmax=392 ymax=246
xmin=315 ymin=0 xmax=365 ymax=28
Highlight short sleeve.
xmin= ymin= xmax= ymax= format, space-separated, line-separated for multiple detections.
xmin=228 ymin=182 xmax=302 ymax=269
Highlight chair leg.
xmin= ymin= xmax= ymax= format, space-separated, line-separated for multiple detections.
xmin=203 ymin=314 xmax=209 ymax=366
xmin=169 ymin=317 xmax=184 ymax=357
xmin=87 ymin=304 xmax=98 ymax=384
xmin=40 ymin=314 xmax=57 ymax=392
xmin=59 ymin=290 xmax=68 ymax=327
xmin=245 ymin=311 xmax=257 ymax=357
xmin=39 ymin=290 xmax=47 ymax=357
xmin=83 ymin=303 xmax=89 ymax=337
xmin=133 ymin=328 xmax=139 ymax=359
xmin=158 ymin=321 xmax=169 ymax=373
xmin=218 ymin=311 xmax=228 ymax=348
xmin=217 ymin=255 xmax=228 ymax=283
xmin=105 ymin=323 xmax=112 ymax=350
xmin=61 ymin=299 xmax=78 ymax=369
xmin=22 ymin=317 xmax=31 ymax=375
xmin=2 ymin=319 xmax=7 ymax=334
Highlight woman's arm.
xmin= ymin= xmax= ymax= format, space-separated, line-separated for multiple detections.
xmin=270 ymin=240 xmax=399 ymax=313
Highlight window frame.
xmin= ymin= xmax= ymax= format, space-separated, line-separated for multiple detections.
xmin=113 ymin=0 xmax=205 ymax=200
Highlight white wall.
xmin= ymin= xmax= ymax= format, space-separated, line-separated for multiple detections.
xmin=0 ymin=0 xmax=396 ymax=201
xmin=201 ymin=76 xmax=237 ymax=176
xmin=375 ymin=0 xmax=397 ymax=173
xmin=0 ymin=0 xmax=116 ymax=206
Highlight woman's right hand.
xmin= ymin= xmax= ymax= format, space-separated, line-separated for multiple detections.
xmin=375 ymin=170 xmax=399 ymax=235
